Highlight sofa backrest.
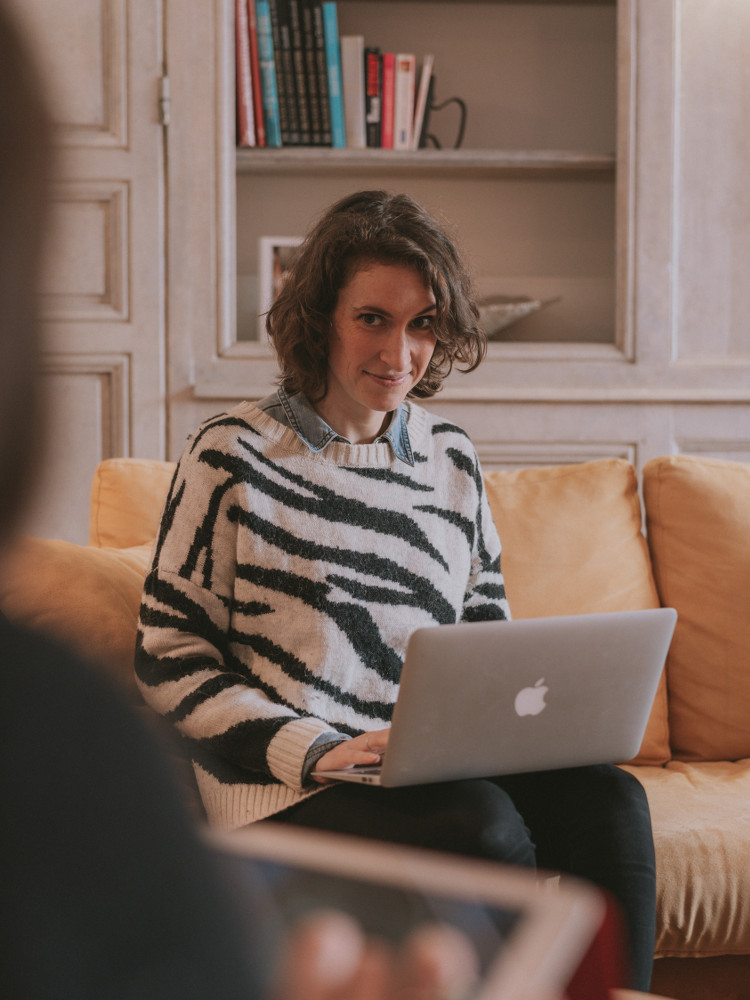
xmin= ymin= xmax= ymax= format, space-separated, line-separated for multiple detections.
xmin=483 ymin=459 xmax=667 ymax=766
xmin=89 ymin=458 xmax=176 ymax=549
xmin=3 ymin=455 xmax=675 ymax=765
xmin=643 ymin=455 xmax=750 ymax=763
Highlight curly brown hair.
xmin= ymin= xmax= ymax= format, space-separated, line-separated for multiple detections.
xmin=265 ymin=190 xmax=486 ymax=400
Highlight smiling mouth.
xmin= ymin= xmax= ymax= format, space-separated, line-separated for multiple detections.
xmin=366 ymin=371 xmax=411 ymax=385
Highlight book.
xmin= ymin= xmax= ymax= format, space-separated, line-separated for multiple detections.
xmin=380 ymin=52 xmax=395 ymax=149
xmin=322 ymin=2 xmax=345 ymax=148
xmin=235 ymin=0 xmax=256 ymax=146
xmin=309 ymin=0 xmax=332 ymax=145
xmin=340 ymin=35 xmax=366 ymax=149
xmin=299 ymin=0 xmax=322 ymax=144
xmin=411 ymin=54 xmax=434 ymax=151
xmin=416 ymin=74 xmax=434 ymax=149
xmin=248 ymin=0 xmax=266 ymax=146
xmin=393 ymin=53 xmax=416 ymax=150
xmin=288 ymin=0 xmax=312 ymax=144
xmin=364 ymin=47 xmax=382 ymax=148
xmin=268 ymin=0 xmax=299 ymax=144
xmin=255 ymin=0 xmax=282 ymax=147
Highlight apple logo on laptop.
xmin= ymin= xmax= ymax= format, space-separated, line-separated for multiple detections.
xmin=514 ymin=678 xmax=549 ymax=717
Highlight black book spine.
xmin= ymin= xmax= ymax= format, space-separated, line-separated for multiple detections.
xmin=269 ymin=0 xmax=300 ymax=144
xmin=309 ymin=0 xmax=332 ymax=146
xmin=288 ymin=0 xmax=312 ymax=144
xmin=300 ymin=0 xmax=322 ymax=144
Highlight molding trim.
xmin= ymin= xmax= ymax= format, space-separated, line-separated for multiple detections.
xmin=475 ymin=441 xmax=636 ymax=471
xmin=42 ymin=181 xmax=129 ymax=322
xmin=40 ymin=352 xmax=131 ymax=456
xmin=675 ymin=439 xmax=750 ymax=463
xmin=55 ymin=0 xmax=128 ymax=149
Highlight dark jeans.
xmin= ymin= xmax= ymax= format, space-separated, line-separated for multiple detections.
xmin=272 ymin=764 xmax=656 ymax=992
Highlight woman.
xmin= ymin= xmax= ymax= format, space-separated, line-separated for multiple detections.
xmin=136 ymin=190 xmax=655 ymax=990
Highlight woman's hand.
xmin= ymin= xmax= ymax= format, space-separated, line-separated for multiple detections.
xmin=312 ymin=729 xmax=390 ymax=784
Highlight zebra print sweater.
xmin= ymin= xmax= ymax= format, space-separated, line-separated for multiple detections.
xmin=135 ymin=400 xmax=509 ymax=830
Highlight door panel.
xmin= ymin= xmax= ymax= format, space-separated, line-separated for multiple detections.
xmin=9 ymin=0 xmax=165 ymax=543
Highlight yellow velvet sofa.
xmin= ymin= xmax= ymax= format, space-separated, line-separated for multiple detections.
xmin=2 ymin=454 xmax=749 ymax=1000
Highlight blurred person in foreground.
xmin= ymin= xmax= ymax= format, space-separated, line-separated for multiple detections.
xmin=0 ymin=5 xmax=493 ymax=999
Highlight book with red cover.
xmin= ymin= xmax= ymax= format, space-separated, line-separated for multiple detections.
xmin=365 ymin=47 xmax=382 ymax=148
xmin=235 ymin=0 xmax=256 ymax=146
xmin=380 ymin=52 xmax=396 ymax=149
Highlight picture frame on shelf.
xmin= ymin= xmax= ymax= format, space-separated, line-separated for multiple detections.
xmin=258 ymin=236 xmax=303 ymax=340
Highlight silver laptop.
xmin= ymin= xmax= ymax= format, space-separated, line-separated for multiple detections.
xmin=316 ymin=608 xmax=677 ymax=787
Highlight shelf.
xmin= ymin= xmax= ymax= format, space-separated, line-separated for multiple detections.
xmin=235 ymin=147 xmax=616 ymax=178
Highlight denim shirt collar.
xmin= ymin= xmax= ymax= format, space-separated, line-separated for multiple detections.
xmin=256 ymin=388 xmax=415 ymax=466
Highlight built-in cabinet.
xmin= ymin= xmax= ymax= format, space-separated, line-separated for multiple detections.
xmin=235 ymin=1 xmax=618 ymax=348
xmin=14 ymin=0 xmax=750 ymax=542
xmin=167 ymin=0 xmax=750 ymax=475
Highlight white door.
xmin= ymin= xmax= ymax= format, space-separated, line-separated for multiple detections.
xmin=9 ymin=0 xmax=166 ymax=543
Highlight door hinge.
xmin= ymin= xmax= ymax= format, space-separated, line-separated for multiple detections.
xmin=158 ymin=75 xmax=171 ymax=127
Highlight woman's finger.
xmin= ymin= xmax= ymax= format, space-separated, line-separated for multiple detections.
xmin=313 ymin=730 xmax=389 ymax=777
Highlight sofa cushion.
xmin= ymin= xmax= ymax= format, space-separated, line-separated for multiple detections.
xmin=483 ymin=459 xmax=668 ymax=766
xmin=622 ymin=759 xmax=750 ymax=958
xmin=89 ymin=457 xmax=176 ymax=549
xmin=0 ymin=536 xmax=152 ymax=699
xmin=643 ymin=455 xmax=750 ymax=762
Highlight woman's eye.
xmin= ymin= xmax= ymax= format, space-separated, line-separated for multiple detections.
xmin=412 ymin=315 xmax=435 ymax=330
xmin=359 ymin=312 xmax=382 ymax=326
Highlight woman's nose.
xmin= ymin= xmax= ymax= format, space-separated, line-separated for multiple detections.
xmin=380 ymin=328 xmax=411 ymax=369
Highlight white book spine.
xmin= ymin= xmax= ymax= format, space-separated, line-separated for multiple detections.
xmin=393 ymin=53 xmax=416 ymax=151
xmin=411 ymin=54 xmax=434 ymax=151
xmin=340 ymin=34 xmax=366 ymax=149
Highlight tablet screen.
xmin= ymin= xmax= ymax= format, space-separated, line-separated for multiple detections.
xmin=219 ymin=851 xmax=525 ymax=997
xmin=209 ymin=823 xmax=604 ymax=1000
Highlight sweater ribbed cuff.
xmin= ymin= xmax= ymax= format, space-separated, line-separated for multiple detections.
xmin=267 ymin=716 xmax=340 ymax=790
xmin=302 ymin=733 xmax=350 ymax=785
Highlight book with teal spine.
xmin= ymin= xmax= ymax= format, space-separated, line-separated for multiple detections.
xmin=255 ymin=0 xmax=282 ymax=147
xmin=321 ymin=1 xmax=345 ymax=148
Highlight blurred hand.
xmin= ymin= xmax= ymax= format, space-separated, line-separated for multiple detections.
xmin=312 ymin=729 xmax=390 ymax=784
xmin=273 ymin=910 xmax=479 ymax=1000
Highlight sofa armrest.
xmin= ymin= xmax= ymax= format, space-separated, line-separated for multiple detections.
xmin=0 ymin=535 xmax=152 ymax=698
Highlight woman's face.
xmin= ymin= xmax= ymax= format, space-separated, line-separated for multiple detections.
xmin=315 ymin=262 xmax=437 ymax=444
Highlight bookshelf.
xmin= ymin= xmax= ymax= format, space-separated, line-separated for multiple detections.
xmin=233 ymin=0 xmax=619 ymax=353
xmin=235 ymin=148 xmax=615 ymax=175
